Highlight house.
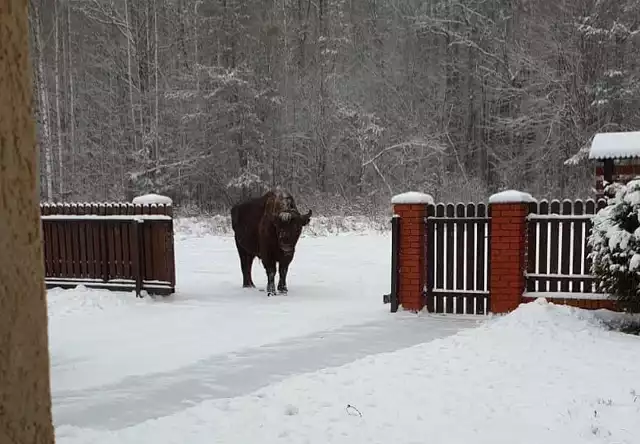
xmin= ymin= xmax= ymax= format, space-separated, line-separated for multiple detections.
xmin=589 ymin=131 xmax=640 ymax=197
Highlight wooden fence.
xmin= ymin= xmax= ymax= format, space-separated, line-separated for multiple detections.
xmin=388 ymin=195 xmax=634 ymax=314
xmin=526 ymin=199 xmax=607 ymax=294
xmin=41 ymin=202 xmax=176 ymax=296
xmin=425 ymin=203 xmax=491 ymax=315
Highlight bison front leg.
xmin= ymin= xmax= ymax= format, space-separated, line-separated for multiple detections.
xmin=277 ymin=261 xmax=290 ymax=294
xmin=262 ymin=258 xmax=277 ymax=296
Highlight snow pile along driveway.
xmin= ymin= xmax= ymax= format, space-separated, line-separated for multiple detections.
xmin=56 ymin=298 xmax=640 ymax=444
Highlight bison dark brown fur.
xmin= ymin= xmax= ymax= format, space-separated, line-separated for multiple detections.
xmin=230 ymin=188 xmax=312 ymax=295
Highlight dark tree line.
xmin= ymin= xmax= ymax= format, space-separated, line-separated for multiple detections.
xmin=30 ymin=0 xmax=640 ymax=214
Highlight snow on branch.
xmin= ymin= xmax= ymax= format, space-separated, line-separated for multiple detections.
xmin=362 ymin=138 xmax=445 ymax=167
xmin=564 ymin=142 xmax=591 ymax=166
xmin=226 ymin=171 xmax=266 ymax=190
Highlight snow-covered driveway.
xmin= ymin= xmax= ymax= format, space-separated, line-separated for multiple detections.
xmin=48 ymin=231 xmax=478 ymax=430
xmin=56 ymin=300 xmax=640 ymax=444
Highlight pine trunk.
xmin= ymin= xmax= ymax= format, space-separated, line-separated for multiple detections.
xmin=0 ymin=1 xmax=56 ymax=443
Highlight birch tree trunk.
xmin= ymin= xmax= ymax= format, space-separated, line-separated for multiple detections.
xmin=154 ymin=0 xmax=160 ymax=167
xmin=66 ymin=2 xmax=76 ymax=182
xmin=0 ymin=1 xmax=56 ymax=443
xmin=54 ymin=0 xmax=64 ymax=196
xmin=31 ymin=0 xmax=54 ymax=200
xmin=124 ymin=0 xmax=138 ymax=157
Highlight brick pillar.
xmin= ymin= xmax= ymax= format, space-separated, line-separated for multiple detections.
xmin=391 ymin=192 xmax=433 ymax=312
xmin=489 ymin=190 xmax=536 ymax=314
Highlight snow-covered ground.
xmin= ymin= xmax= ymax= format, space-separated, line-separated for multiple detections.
xmin=48 ymin=229 xmax=398 ymax=393
xmin=49 ymin=218 xmax=640 ymax=443
xmin=49 ymin=220 xmax=478 ymax=429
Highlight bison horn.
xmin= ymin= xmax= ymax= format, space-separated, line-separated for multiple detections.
xmin=279 ymin=212 xmax=292 ymax=222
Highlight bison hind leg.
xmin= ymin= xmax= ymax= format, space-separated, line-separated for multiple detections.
xmin=245 ymin=254 xmax=256 ymax=288
xmin=235 ymin=238 xmax=256 ymax=288
xmin=241 ymin=253 xmax=256 ymax=288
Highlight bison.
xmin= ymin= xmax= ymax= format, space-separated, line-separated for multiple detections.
xmin=230 ymin=188 xmax=312 ymax=296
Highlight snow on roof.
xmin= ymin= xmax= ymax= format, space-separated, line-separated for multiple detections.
xmin=391 ymin=191 xmax=434 ymax=205
xmin=488 ymin=190 xmax=536 ymax=204
xmin=132 ymin=193 xmax=173 ymax=205
xmin=589 ymin=131 xmax=640 ymax=160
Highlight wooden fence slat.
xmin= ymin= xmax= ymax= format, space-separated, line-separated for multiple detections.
xmin=526 ymin=201 xmax=538 ymax=292
xmin=476 ymin=203 xmax=487 ymax=293
xmin=82 ymin=204 xmax=91 ymax=278
xmin=131 ymin=218 xmax=143 ymax=294
xmin=465 ymin=203 xmax=476 ymax=298
xmin=537 ymin=200 xmax=549 ymax=292
xmin=99 ymin=204 xmax=108 ymax=281
xmin=548 ymin=200 xmax=561 ymax=291
xmin=165 ymin=204 xmax=176 ymax=288
xmin=77 ymin=204 xmax=88 ymax=279
xmin=454 ymin=203 xmax=465 ymax=314
xmin=572 ymin=200 xmax=585 ymax=293
xmin=560 ymin=200 xmax=573 ymax=292
xmin=143 ymin=204 xmax=154 ymax=281
xmin=584 ymin=199 xmax=596 ymax=292
xmin=114 ymin=204 xmax=124 ymax=280
xmin=90 ymin=203 xmax=100 ymax=279
xmin=135 ymin=204 xmax=148 ymax=283
xmin=63 ymin=204 xmax=73 ymax=278
xmin=425 ymin=204 xmax=436 ymax=313
xmin=154 ymin=204 xmax=168 ymax=283
xmin=108 ymin=205 xmax=118 ymax=280
xmin=54 ymin=205 xmax=64 ymax=277
xmin=122 ymin=204 xmax=134 ymax=279
xmin=41 ymin=205 xmax=52 ymax=277
xmin=51 ymin=209 xmax=61 ymax=278
xmin=435 ymin=204 xmax=445 ymax=299
xmin=69 ymin=203 xmax=79 ymax=278
xmin=445 ymin=204 xmax=455 ymax=299
xmin=124 ymin=221 xmax=133 ymax=280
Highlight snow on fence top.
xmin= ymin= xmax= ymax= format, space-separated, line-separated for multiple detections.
xmin=391 ymin=191 xmax=434 ymax=205
xmin=132 ymin=193 xmax=173 ymax=205
xmin=40 ymin=202 xmax=173 ymax=219
xmin=589 ymin=131 xmax=640 ymax=160
xmin=40 ymin=214 xmax=172 ymax=221
xmin=488 ymin=190 xmax=536 ymax=204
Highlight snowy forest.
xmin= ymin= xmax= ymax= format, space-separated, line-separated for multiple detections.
xmin=30 ymin=0 xmax=640 ymax=214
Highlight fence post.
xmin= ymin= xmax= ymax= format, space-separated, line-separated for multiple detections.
xmin=489 ymin=190 xmax=536 ymax=314
xmin=388 ymin=215 xmax=401 ymax=312
xmin=391 ymin=191 xmax=434 ymax=312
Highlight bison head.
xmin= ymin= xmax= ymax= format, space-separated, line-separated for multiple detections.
xmin=274 ymin=209 xmax=312 ymax=256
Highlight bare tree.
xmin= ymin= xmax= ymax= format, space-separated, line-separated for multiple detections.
xmin=29 ymin=0 xmax=640 ymax=211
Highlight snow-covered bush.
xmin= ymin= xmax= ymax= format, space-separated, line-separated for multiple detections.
xmin=588 ymin=179 xmax=640 ymax=308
